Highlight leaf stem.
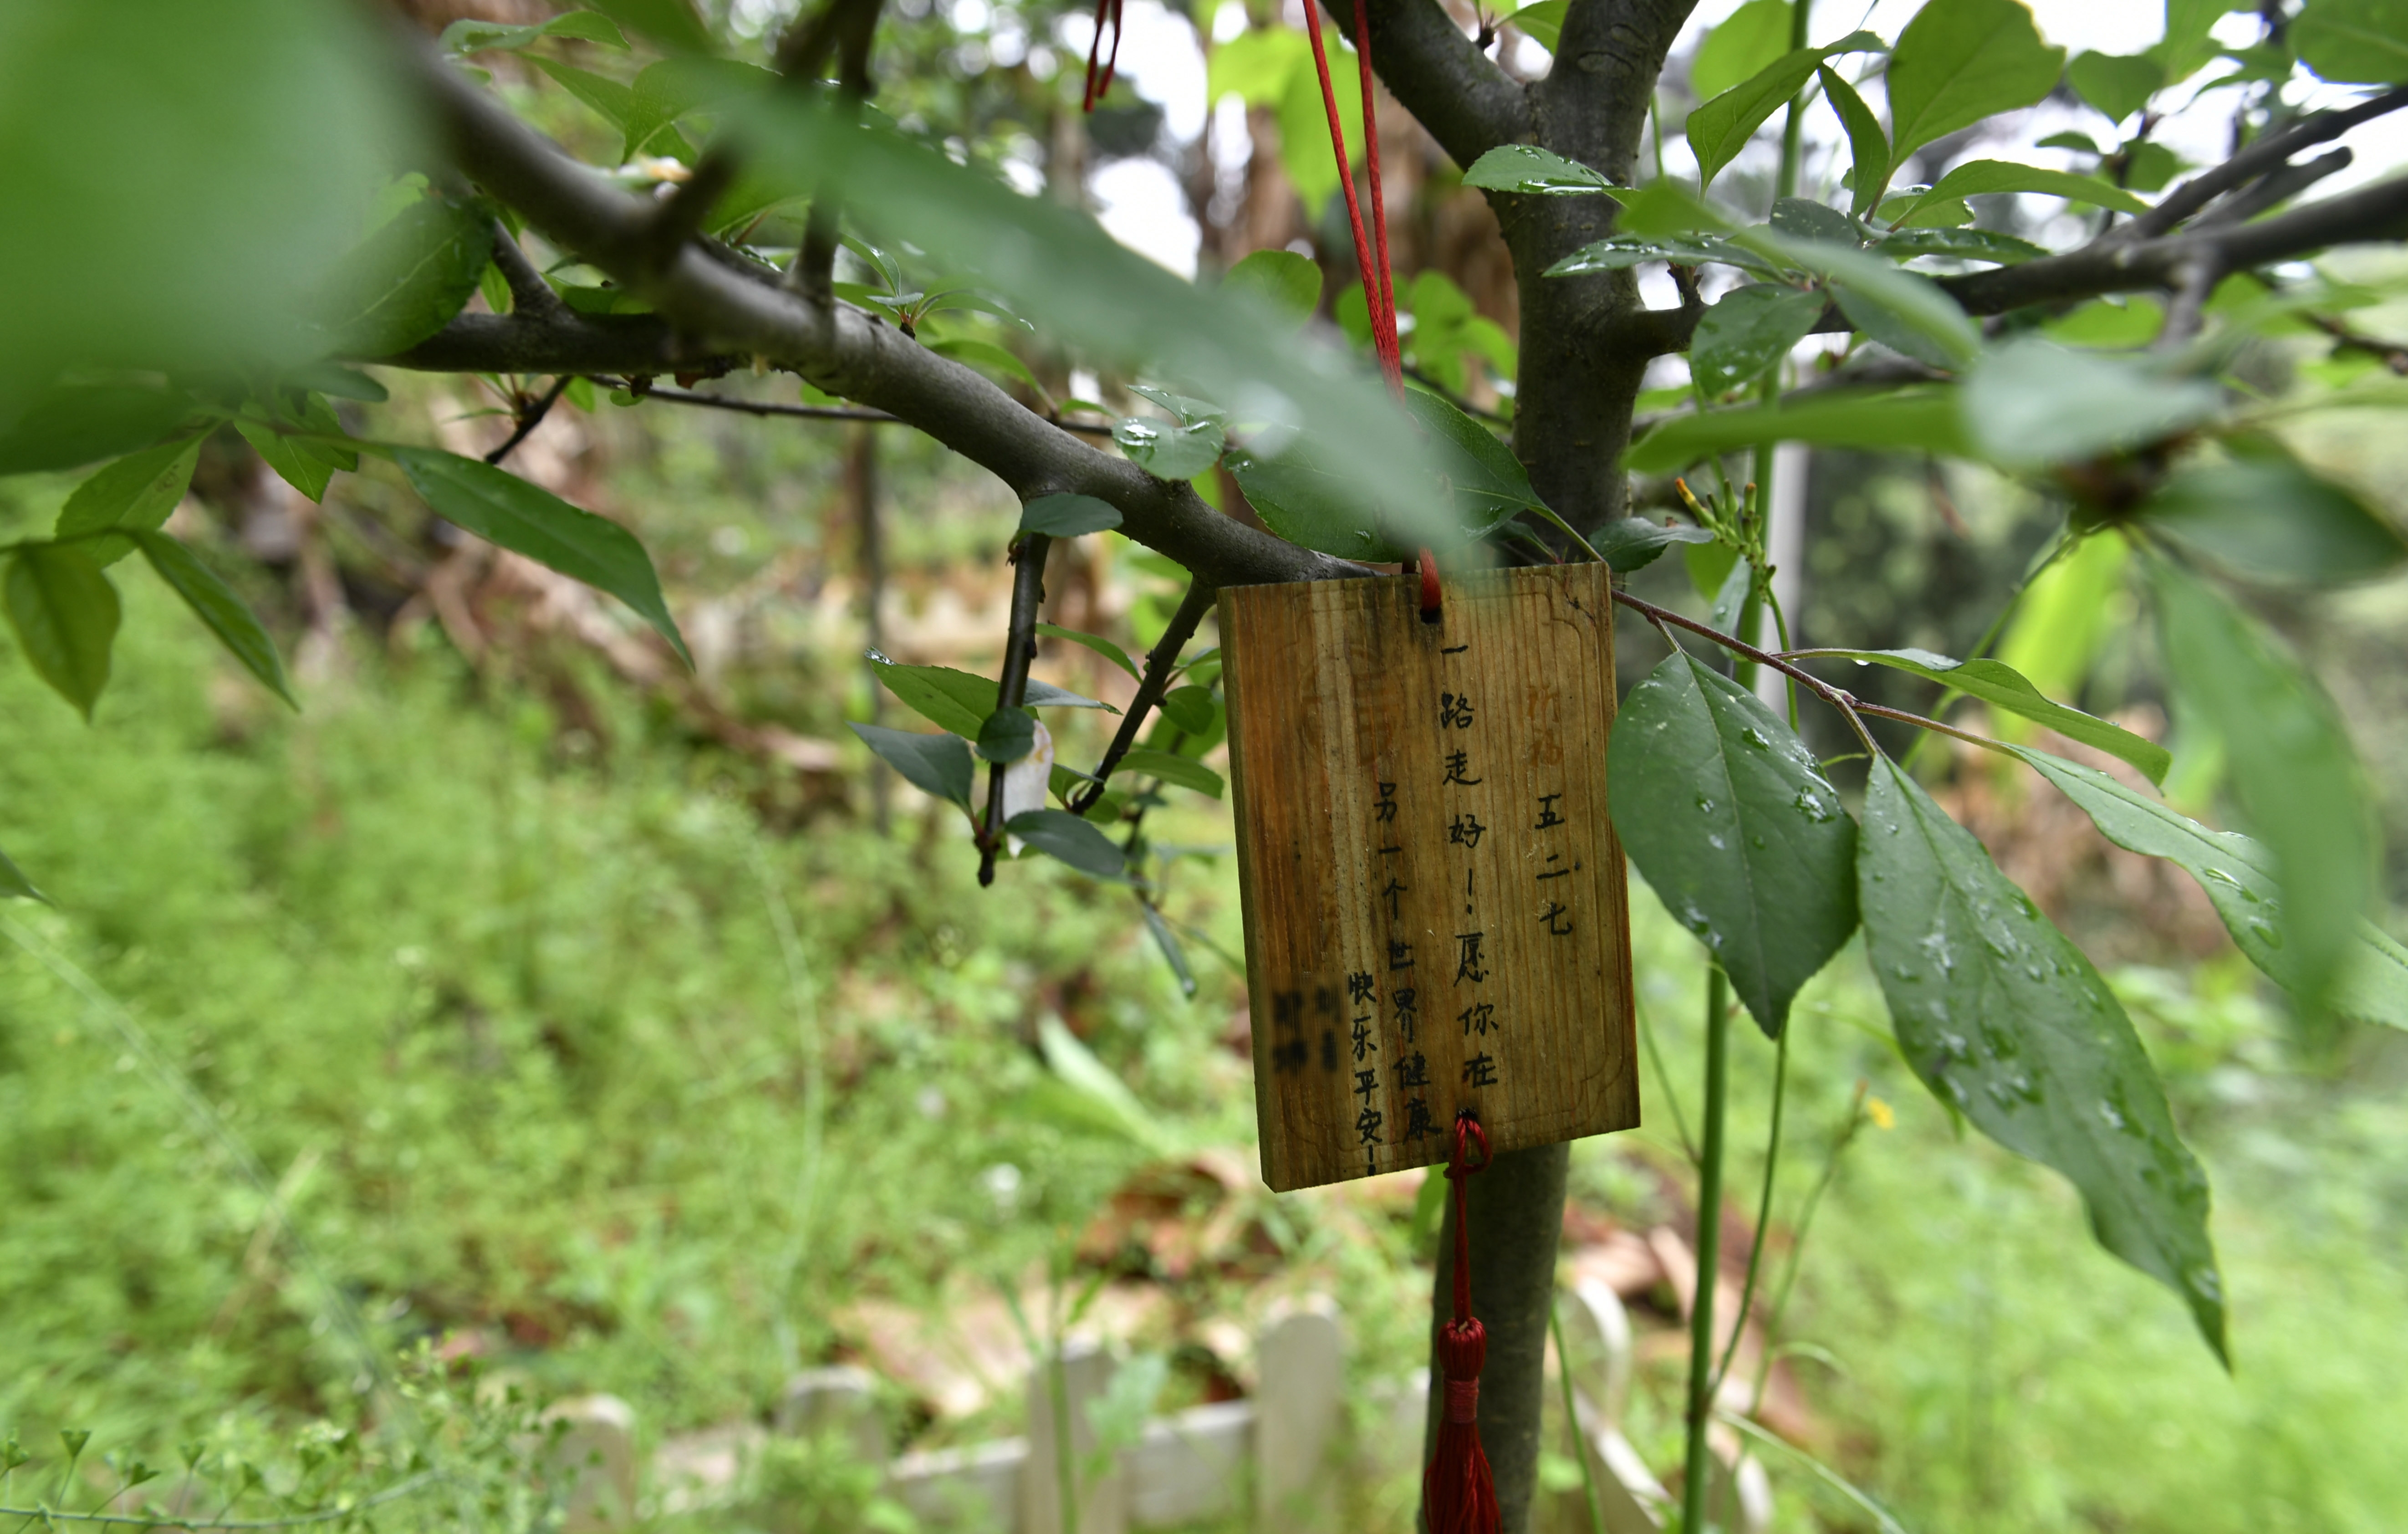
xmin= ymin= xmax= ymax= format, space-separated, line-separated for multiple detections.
xmin=1681 ymin=964 xmax=1732 ymax=1534
xmin=1709 ymin=1027 xmax=1786 ymax=1403
xmin=1749 ymin=1085 xmax=1872 ymax=1416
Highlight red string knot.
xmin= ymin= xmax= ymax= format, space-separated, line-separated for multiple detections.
xmin=1444 ymin=1377 xmax=1480 ymax=1424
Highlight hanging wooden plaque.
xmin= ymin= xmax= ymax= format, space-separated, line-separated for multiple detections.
xmin=1220 ymin=562 xmax=1640 ymax=1192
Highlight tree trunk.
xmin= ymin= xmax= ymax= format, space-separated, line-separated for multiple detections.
xmin=1418 ymin=7 xmax=1697 ymax=1524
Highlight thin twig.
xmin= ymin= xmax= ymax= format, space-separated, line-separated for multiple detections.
xmin=2159 ymin=252 xmax=2225 ymax=350
xmin=615 ymin=382 xmax=1118 ymax=435
xmin=483 ymin=375 xmax=572 ymax=464
xmin=2306 ymin=312 xmax=2408 ymax=373
xmin=1708 ymin=1028 xmax=1786 ymax=1403
xmin=1071 ymin=576 xmax=1214 ymax=814
xmin=1607 ymin=588 xmax=1880 ymax=755
xmin=979 ymin=532 xmax=1051 ymax=887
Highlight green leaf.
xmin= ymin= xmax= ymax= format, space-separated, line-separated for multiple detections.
xmin=233 ymin=418 xmax=336 ymax=504
xmin=1610 ymin=652 xmax=1859 ymax=1035
xmin=1768 ymin=197 xmax=1860 ymax=244
xmin=1885 ymin=0 xmax=2067 ymax=164
xmin=1158 ymin=685 xmax=1219 ymax=736
xmin=130 ymin=532 xmax=295 ymax=706
xmin=1505 ymin=0 xmax=1566 ymax=51
xmin=1009 ymin=809 xmax=1128 ymax=879
xmin=1140 ymin=904 xmax=1199 ymax=998
xmin=2141 ymin=460 xmax=2408 ymax=584
xmin=1908 ymin=159 xmax=2151 ymax=217
xmin=1810 ymin=646 xmax=2170 ymax=784
xmin=440 ymin=11 xmax=631 ymax=53
xmin=1746 ymin=232 xmax=1979 ymax=367
xmin=1593 ymin=517 xmax=1716 ymax=573
xmin=2068 ymin=50 xmax=2166 ymax=122
xmin=850 ymin=722 xmax=975 ymax=808
xmin=1114 ymin=415 xmax=1227 ymax=482
xmin=1032 ymin=1016 xmax=1169 ymax=1151
xmin=2148 ymin=559 xmax=2373 ymax=1007
xmin=2005 ymin=744 xmax=2408 ymax=1030
xmin=5 ymin=544 xmax=119 ymax=720
xmin=1691 ymin=0 xmax=1795 ymax=100
xmin=55 ymin=439 xmax=202 ymax=568
xmin=1461 ymin=145 xmax=1623 ymax=197
xmin=1817 ymin=65 xmax=1891 ymax=216
xmin=529 ymin=56 xmax=636 ymax=131
xmin=1035 ymin=622 xmax=1140 ymax=679
xmin=1221 ymin=249 xmax=1321 ymax=325
xmin=0 ymin=0 xmax=405 ymax=403
xmin=0 ymin=844 xmax=41 ymax=902
xmin=284 ymin=363 xmax=389 ymax=403
xmin=1401 ymin=390 xmax=1545 ymax=534
xmin=1688 ymin=32 xmax=1885 ymax=190
xmin=1872 ymin=226 xmax=2048 ymax=265
xmin=1020 ymin=494 xmax=1123 ymax=537
xmin=316 ymin=194 xmax=490 ymax=359
xmin=1126 ymin=384 xmax=1226 ymax=426
xmin=1624 ymin=390 xmax=1971 ymax=473
xmin=394 ymin=447 xmax=690 ymax=665
xmin=739 ymin=94 xmax=1447 ymax=553
xmin=1544 ymin=234 xmax=1761 ymax=276
xmin=1687 ymin=537 xmax=1741 ymax=601
xmin=625 ymin=56 xmax=775 ymax=161
xmin=2294 ymin=0 xmax=2408 ymax=83
xmin=1858 ymin=758 xmax=2225 ymax=1360
xmin=975 ymin=706 xmax=1039 ymax=763
xmin=1224 ymin=442 xmax=1388 ymax=559
xmin=0 ymin=384 xmax=197 ymax=476
xmin=1117 ymin=747 xmax=1224 ymax=798
xmin=584 ymin=0 xmax=713 ymax=55
xmin=1960 ymin=342 xmax=2224 ymax=468
xmin=1691 ymin=284 xmax=1827 ymax=394
xmin=868 ymin=658 xmax=1114 ymax=737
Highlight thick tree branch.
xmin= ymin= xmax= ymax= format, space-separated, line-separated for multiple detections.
xmin=1315 ymin=0 xmax=1528 ymax=170
xmin=372 ymin=35 xmax=1362 ymax=593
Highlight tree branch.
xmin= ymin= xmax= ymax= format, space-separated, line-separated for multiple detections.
xmin=622 ymin=381 xmax=1117 ymax=435
xmin=1618 ymin=171 xmax=2408 ymax=359
xmin=1071 ymin=576 xmax=1214 ymax=814
xmin=2119 ymin=85 xmax=2408 ymax=240
xmin=372 ymin=33 xmax=1365 ymax=593
xmin=490 ymin=222 xmax=569 ymax=318
xmin=1315 ymin=0 xmax=1529 ymax=170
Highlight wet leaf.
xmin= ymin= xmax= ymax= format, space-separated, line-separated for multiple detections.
xmin=1592 ymin=517 xmax=1716 ymax=573
xmin=1461 ymin=144 xmax=1624 ymax=196
xmin=2148 ymin=559 xmax=2373 ymax=1008
xmin=1610 ymin=651 xmax=1858 ymax=1035
xmin=1688 ymin=32 xmax=1884 ymax=191
xmin=1815 ymin=646 xmax=2170 ymax=783
xmin=1858 ymin=757 xmax=2226 ymax=1361
xmin=1113 ymin=415 xmax=1226 ymax=482
xmin=2006 ymin=745 xmax=2408 ymax=1030
xmin=1691 ymin=283 xmax=1827 ymax=394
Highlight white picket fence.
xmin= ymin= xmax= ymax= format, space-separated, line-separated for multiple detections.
xmin=541 ymin=1283 xmax=1768 ymax=1532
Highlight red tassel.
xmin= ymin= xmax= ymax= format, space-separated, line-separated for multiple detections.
xmin=1425 ymin=1115 xmax=1501 ymax=1534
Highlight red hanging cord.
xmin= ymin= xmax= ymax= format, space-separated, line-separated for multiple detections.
xmin=1303 ymin=16 xmax=1403 ymax=394
xmin=1426 ymin=1113 xmax=1500 ymax=1534
xmin=1081 ymin=0 xmax=1124 ymax=112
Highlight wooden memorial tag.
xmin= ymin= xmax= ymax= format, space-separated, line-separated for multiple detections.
xmin=1221 ymin=562 xmax=1640 ymax=1191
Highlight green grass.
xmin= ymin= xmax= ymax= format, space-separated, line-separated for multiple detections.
xmin=4 ymin=578 xmax=2406 ymax=1532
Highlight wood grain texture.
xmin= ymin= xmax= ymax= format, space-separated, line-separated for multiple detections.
xmin=1221 ymin=563 xmax=1639 ymax=1191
